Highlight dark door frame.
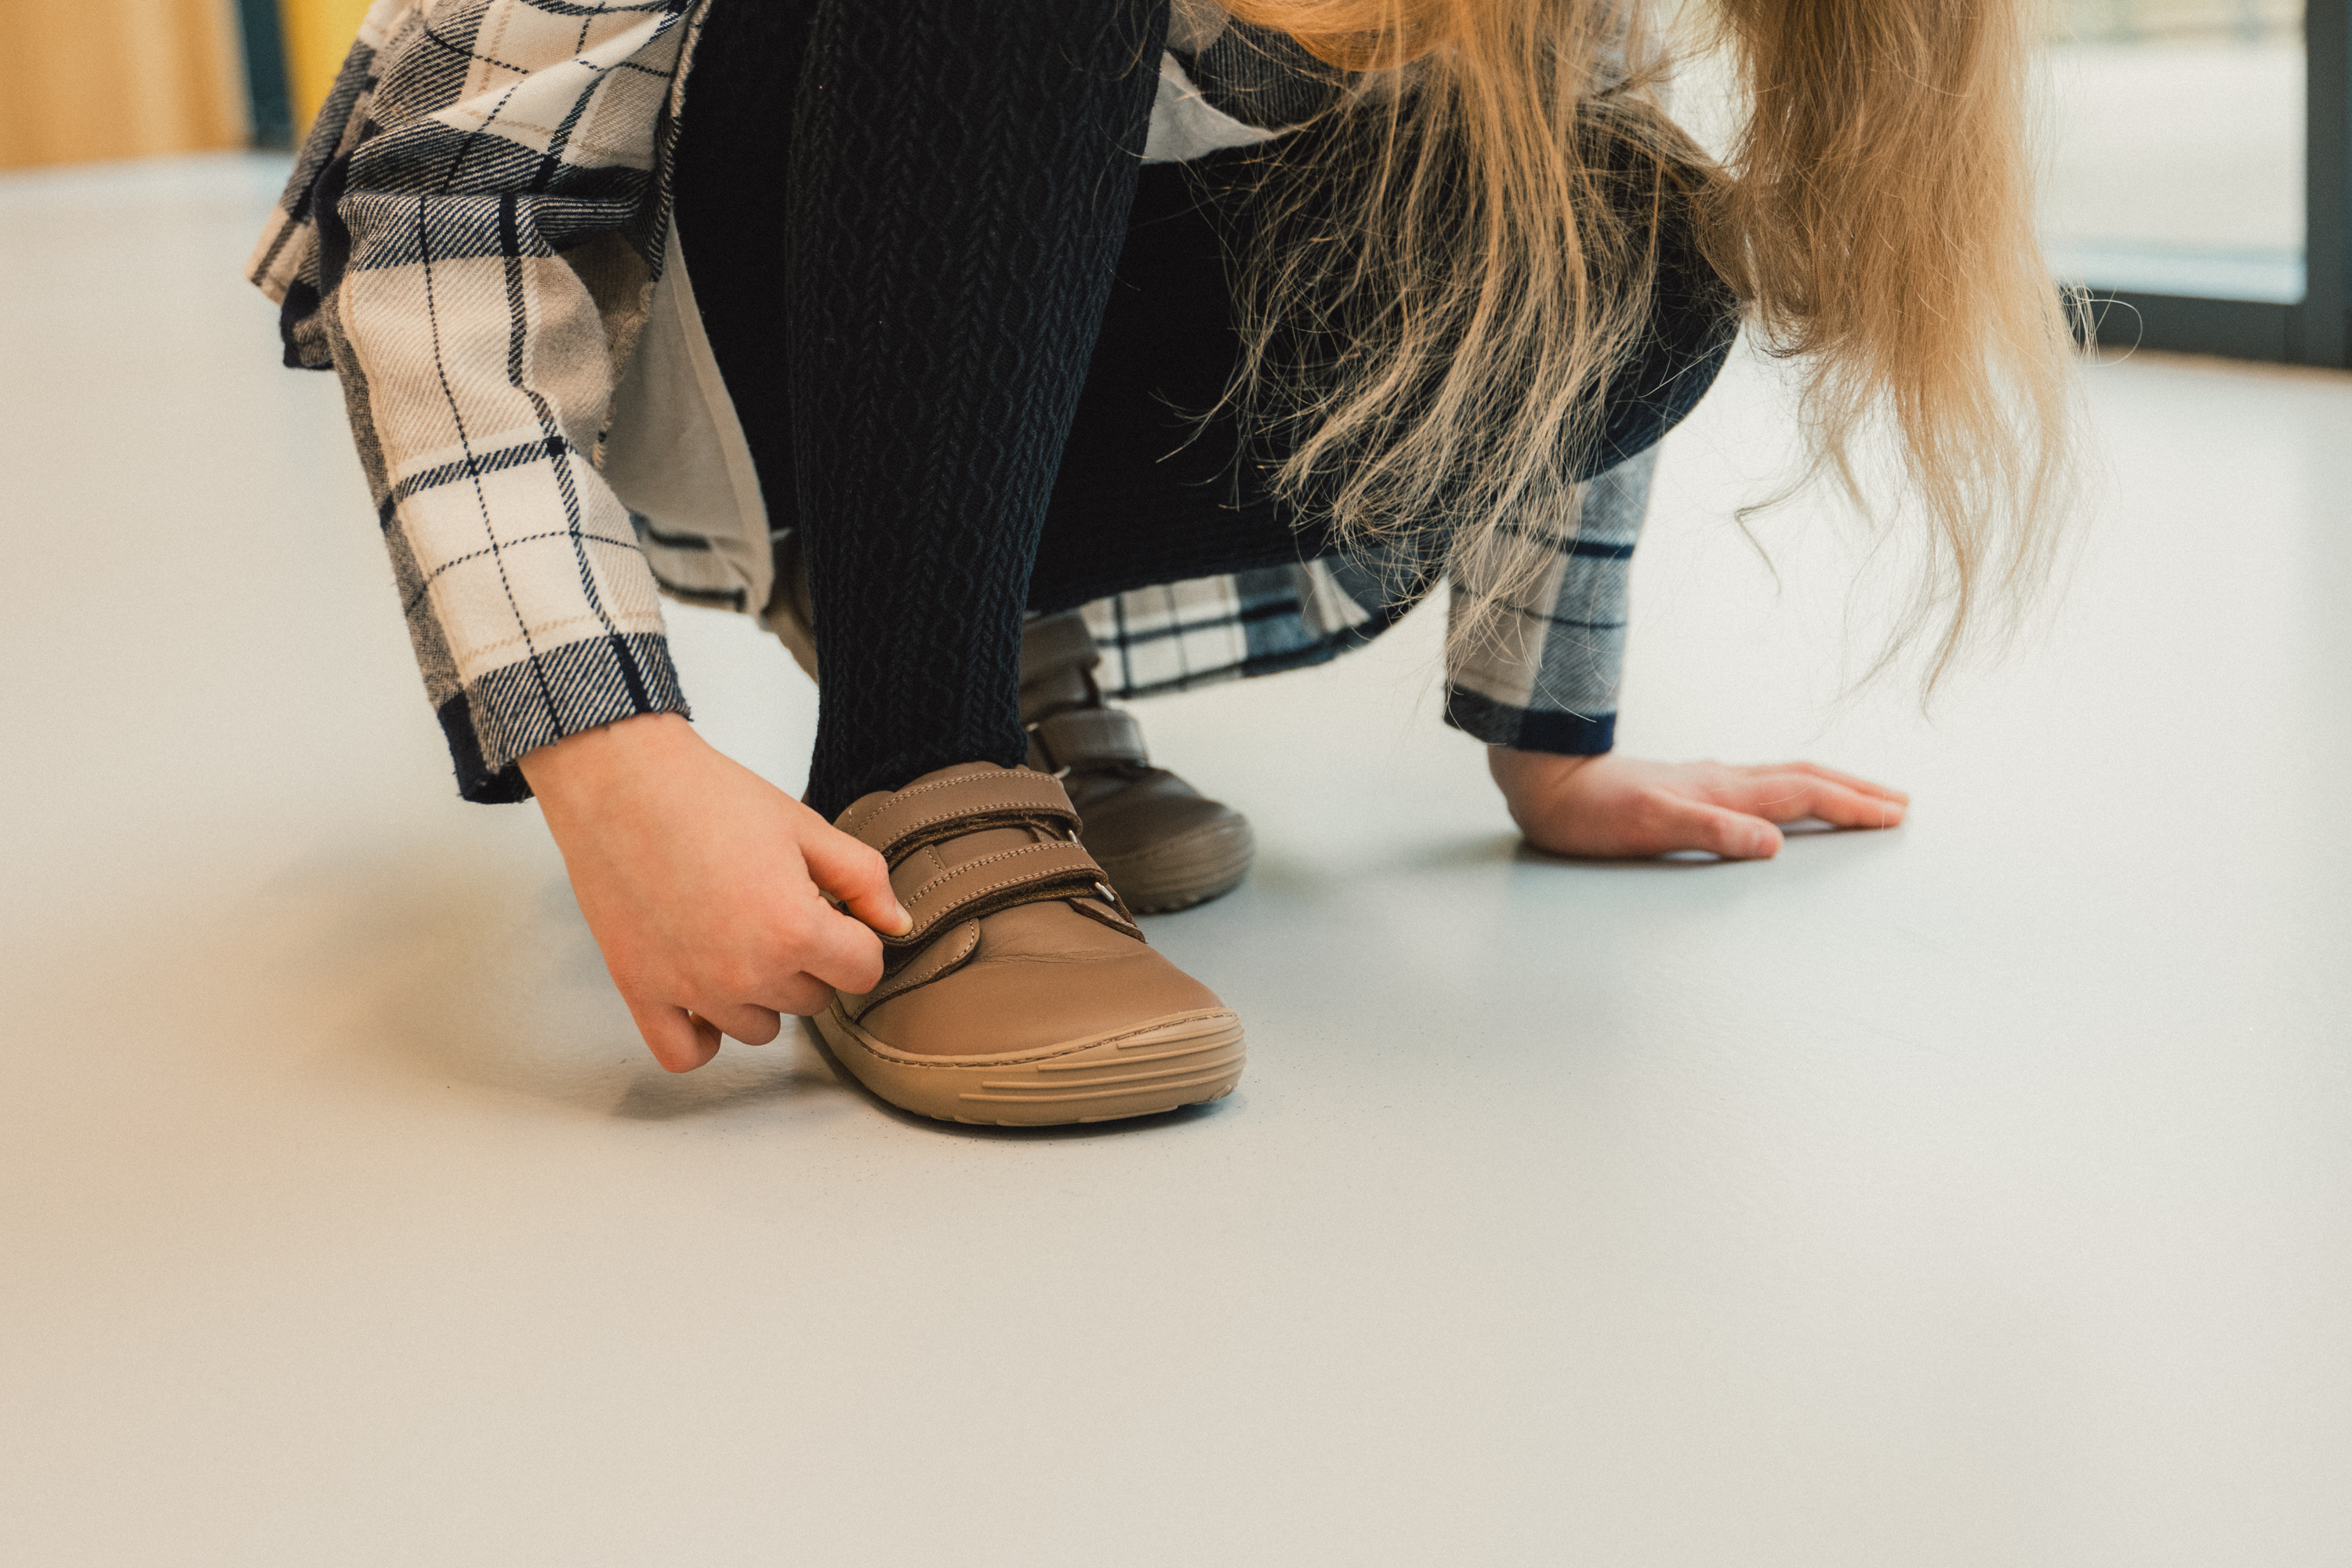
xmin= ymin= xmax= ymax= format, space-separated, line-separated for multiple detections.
xmin=236 ymin=0 xmax=293 ymax=151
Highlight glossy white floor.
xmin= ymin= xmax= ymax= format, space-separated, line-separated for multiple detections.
xmin=3 ymin=155 xmax=2347 ymax=1567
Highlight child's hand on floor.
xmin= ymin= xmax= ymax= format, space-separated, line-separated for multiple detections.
xmin=1489 ymin=749 xmax=1908 ymax=862
xmin=521 ymin=713 xmax=913 ymax=1073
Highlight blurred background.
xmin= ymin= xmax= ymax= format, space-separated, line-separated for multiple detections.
xmin=0 ymin=0 xmax=362 ymax=168
xmin=2047 ymin=0 xmax=2305 ymax=302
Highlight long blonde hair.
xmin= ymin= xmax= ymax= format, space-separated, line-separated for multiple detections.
xmin=1213 ymin=0 xmax=2079 ymax=686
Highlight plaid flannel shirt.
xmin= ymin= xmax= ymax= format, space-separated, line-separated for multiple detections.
xmin=249 ymin=0 xmax=1652 ymax=803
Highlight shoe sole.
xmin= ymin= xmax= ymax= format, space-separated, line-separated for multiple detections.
xmin=815 ymin=1004 xmax=1246 ymax=1127
xmin=1098 ymin=818 xmax=1256 ymax=915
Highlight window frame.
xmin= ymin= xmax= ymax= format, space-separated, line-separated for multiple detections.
xmin=2082 ymin=0 xmax=2348 ymax=365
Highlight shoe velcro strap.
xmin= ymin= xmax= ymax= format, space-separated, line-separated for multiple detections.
xmin=839 ymin=769 xmax=1081 ymax=864
xmin=1018 ymin=611 xmax=1101 ymax=684
xmin=884 ymin=839 xmax=1116 ymax=959
xmin=1030 ymin=707 xmax=1149 ymax=771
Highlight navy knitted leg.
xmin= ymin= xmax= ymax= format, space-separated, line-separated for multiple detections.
xmin=784 ymin=0 xmax=1165 ymax=818
xmin=673 ymin=0 xmax=1164 ymax=818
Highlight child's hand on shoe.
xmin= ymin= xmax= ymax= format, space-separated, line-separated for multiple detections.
xmin=1488 ymin=749 xmax=1908 ymax=861
xmin=520 ymin=713 xmax=912 ymax=1073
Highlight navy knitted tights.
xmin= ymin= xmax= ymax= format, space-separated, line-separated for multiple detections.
xmin=673 ymin=0 xmax=1167 ymax=819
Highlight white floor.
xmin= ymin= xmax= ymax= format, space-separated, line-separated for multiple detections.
xmin=3 ymin=155 xmax=2348 ymax=1567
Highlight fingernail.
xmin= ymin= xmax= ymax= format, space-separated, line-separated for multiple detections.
xmin=889 ymin=902 xmax=913 ymax=935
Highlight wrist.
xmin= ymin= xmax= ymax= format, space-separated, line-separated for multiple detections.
xmin=1487 ymin=746 xmax=1602 ymax=797
xmin=518 ymin=711 xmax=701 ymax=813
xmin=1487 ymin=748 xmax=1607 ymax=846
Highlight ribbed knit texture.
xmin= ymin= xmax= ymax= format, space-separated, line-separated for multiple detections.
xmin=677 ymin=0 xmax=1166 ymax=819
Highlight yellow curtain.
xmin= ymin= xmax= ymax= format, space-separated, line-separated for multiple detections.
xmin=280 ymin=0 xmax=376 ymax=138
xmin=0 ymin=0 xmax=247 ymax=171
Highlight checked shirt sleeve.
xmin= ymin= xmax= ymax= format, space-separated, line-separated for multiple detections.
xmin=249 ymin=0 xmax=699 ymax=803
xmin=1442 ymin=448 xmax=1657 ymax=756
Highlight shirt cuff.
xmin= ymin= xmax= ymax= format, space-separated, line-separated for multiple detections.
xmin=1443 ymin=685 xmax=1615 ymax=755
xmin=435 ymin=631 xmax=690 ymax=804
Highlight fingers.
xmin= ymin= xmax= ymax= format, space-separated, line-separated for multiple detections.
xmin=630 ymin=999 xmax=724 ymax=1073
xmin=1650 ymin=793 xmax=1784 ymax=859
xmin=1774 ymin=760 xmax=1909 ymax=805
xmin=690 ymin=929 xmax=856 ymax=1039
xmin=793 ymin=903 xmax=887 ymax=999
xmin=801 ymin=826 xmax=912 ymax=937
xmin=762 ymin=967 xmax=848 ymax=1018
xmin=636 ymin=965 xmax=837 ymax=1069
xmin=1799 ymin=779 xmax=1907 ymax=829
xmin=1719 ymin=772 xmax=1907 ymax=830
xmin=622 ymin=897 xmax=875 ymax=1069
xmin=696 ymin=1001 xmax=784 ymax=1047
xmin=629 ymin=976 xmax=833 ymax=1070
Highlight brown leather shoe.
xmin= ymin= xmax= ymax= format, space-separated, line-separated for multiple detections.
xmin=1020 ymin=612 xmax=1255 ymax=913
xmin=812 ymin=763 xmax=1247 ymax=1126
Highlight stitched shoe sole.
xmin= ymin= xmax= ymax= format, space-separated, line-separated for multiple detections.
xmin=1098 ymin=818 xmax=1256 ymax=915
xmin=815 ymin=1004 xmax=1246 ymax=1127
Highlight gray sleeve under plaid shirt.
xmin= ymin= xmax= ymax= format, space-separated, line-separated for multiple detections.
xmin=249 ymin=0 xmax=1653 ymax=802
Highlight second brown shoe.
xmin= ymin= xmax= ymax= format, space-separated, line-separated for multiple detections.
xmin=1021 ymin=612 xmax=1255 ymax=913
xmin=813 ymin=763 xmax=1247 ymax=1126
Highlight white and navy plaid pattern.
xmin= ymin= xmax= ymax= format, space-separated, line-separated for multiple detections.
xmin=252 ymin=0 xmax=1649 ymax=800
xmin=1440 ymin=448 xmax=1653 ymax=753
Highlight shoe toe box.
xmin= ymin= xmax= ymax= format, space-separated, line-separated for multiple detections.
xmin=856 ymin=903 xmax=1225 ymax=1059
